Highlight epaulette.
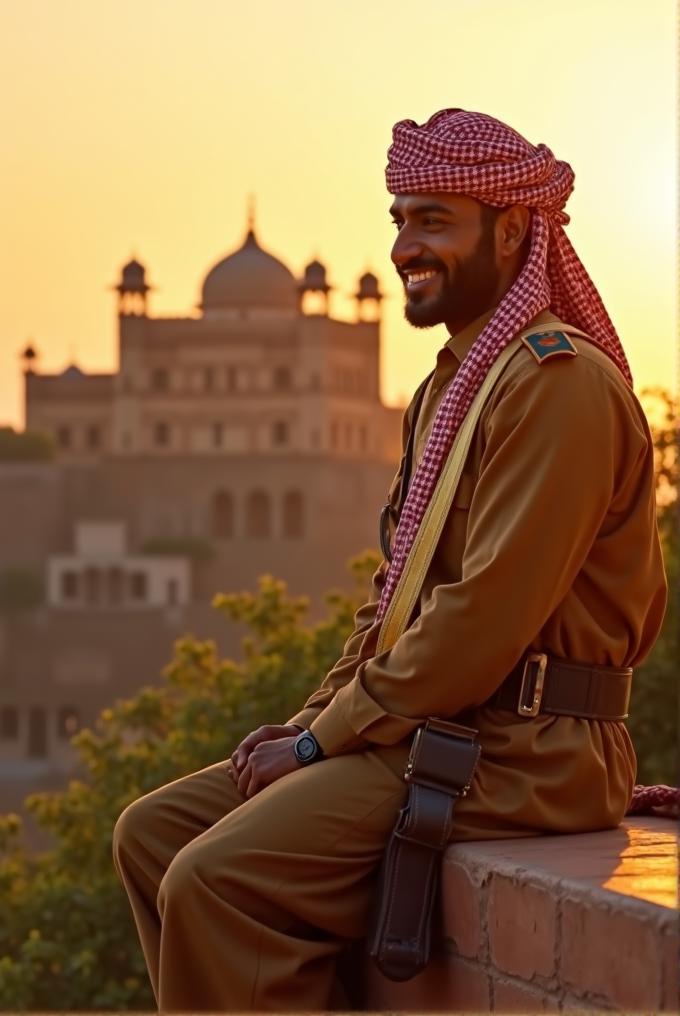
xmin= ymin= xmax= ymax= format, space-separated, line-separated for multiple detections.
xmin=521 ymin=330 xmax=578 ymax=365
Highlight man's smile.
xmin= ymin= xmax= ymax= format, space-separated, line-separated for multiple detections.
xmin=405 ymin=269 xmax=442 ymax=290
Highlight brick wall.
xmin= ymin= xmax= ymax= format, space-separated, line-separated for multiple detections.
xmin=361 ymin=818 xmax=678 ymax=1013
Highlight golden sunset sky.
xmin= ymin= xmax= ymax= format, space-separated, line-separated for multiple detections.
xmin=0 ymin=0 xmax=675 ymax=428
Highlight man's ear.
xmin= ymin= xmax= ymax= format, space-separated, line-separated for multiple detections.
xmin=498 ymin=205 xmax=532 ymax=257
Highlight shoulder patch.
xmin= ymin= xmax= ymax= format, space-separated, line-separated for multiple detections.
xmin=521 ymin=330 xmax=578 ymax=364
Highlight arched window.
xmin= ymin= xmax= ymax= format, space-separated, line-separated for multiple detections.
xmin=213 ymin=490 xmax=234 ymax=538
xmin=282 ymin=490 xmax=304 ymax=538
xmin=86 ymin=425 xmax=101 ymax=449
xmin=246 ymin=491 xmax=271 ymax=538
xmin=272 ymin=420 xmax=289 ymax=446
xmin=28 ymin=708 xmax=47 ymax=758
xmin=130 ymin=572 xmax=148 ymax=600
xmin=61 ymin=571 xmax=79 ymax=600
xmin=154 ymin=422 xmax=169 ymax=447
xmin=152 ymin=368 xmax=169 ymax=392
xmin=273 ymin=366 xmax=292 ymax=390
xmin=57 ymin=426 xmax=71 ymax=449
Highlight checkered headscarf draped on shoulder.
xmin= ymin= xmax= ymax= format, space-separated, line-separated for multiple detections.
xmin=376 ymin=109 xmax=632 ymax=623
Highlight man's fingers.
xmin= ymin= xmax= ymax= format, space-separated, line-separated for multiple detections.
xmin=237 ymin=760 xmax=252 ymax=796
xmin=232 ymin=730 xmax=263 ymax=773
xmin=232 ymin=725 xmax=300 ymax=777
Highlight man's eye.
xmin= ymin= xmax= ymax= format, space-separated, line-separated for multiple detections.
xmin=391 ymin=220 xmax=403 ymax=230
xmin=423 ymin=217 xmax=442 ymax=227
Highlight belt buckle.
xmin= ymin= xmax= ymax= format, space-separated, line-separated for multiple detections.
xmin=517 ymin=653 xmax=548 ymax=717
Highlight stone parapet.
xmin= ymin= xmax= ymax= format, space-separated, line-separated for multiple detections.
xmin=361 ymin=817 xmax=678 ymax=1012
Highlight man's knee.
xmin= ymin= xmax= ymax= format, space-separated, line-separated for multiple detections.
xmin=113 ymin=791 xmax=157 ymax=873
xmin=157 ymin=841 xmax=203 ymax=916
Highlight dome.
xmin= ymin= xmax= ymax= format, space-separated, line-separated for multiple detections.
xmin=201 ymin=229 xmax=299 ymax=312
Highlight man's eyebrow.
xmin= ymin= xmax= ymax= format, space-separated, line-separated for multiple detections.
xmin=389 ymin=201 xmax=456 ymax=218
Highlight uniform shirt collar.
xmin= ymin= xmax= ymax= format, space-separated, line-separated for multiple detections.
xmin=445 ymin=306 xmax=560 ymax=364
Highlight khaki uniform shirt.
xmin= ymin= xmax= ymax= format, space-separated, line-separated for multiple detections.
xmin=291 ymin=309 xmax=667 ymax=836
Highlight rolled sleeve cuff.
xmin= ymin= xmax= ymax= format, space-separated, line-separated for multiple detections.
xmin=310 ymin=675 xmax=420 ymax=755
xmin=286 ymin=707 xmax=324 ymax=731
xmin=310 ymin=698 xmax=366 ymax=756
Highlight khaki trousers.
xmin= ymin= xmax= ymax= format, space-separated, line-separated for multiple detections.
xmin=113 ymin=746 xmax=412 ymax=1013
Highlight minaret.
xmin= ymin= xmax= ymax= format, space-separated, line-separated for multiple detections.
xmin=115 ymin=258 xmax=150 ymax=317
xmin=299 ymin=259 xmax=331 ymax=316
xmin=112 ymin=258 xmax=151 ymax=455
xmin=355 ymin=271 xmax=383 ymax=322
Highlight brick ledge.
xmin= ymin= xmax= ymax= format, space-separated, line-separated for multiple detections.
xmin=359 ymin=818 xmax=678 ymax=1013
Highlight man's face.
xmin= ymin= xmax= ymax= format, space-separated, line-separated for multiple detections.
xmin=389 ymin=193 xmax=501 ymax=330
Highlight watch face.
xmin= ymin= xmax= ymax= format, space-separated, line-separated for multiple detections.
xmin=296 ymin=734 xmax=317 ymax=761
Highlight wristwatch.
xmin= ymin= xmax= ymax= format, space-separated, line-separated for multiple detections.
xmin=293 ymin=730 xmax=326 ymax=765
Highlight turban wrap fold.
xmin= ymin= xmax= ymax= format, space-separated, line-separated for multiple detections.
xmin=376 ymin=109 xmax=632 ymax=622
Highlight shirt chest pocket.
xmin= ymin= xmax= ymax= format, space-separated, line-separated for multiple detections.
xmin=433 ymin=470 xmax=476 ymax=584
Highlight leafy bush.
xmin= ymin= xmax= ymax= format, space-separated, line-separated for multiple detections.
xmin=0 ymin=568 xmax=43 ymax=611
xmin=0 ymin=552 xmax=379 ymax=1011
xmin=0 ymin=429 xmax=55 ymax=462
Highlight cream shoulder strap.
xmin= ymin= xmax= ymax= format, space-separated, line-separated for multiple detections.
xmin=377 ymin=333 xmax=527 ymax=655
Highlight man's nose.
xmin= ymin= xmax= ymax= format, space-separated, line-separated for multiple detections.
xmin=390 ymin=226 xmax=425 ymax=268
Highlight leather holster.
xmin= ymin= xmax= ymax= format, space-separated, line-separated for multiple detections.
xmin=368 ymin=719 xmax=481 ymax=982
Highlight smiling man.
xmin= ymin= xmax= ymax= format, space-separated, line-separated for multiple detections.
xmin=393 ymin=195 xmax=521 ymax=331
xmin=114 ymin=110 xmax=666 ymax=1012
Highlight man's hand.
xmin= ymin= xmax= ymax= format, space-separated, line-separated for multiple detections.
xmin=229 ymin=724 xmax=303 ymax=797
xmin=233 ymin=735 xmax=303 ymax=798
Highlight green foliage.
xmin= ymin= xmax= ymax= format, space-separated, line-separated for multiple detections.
xmin=0 ymin=568 xmax=42 ymax=611
xmin=0 ymin=428 xmax=55 ymax=462
xmin=0 ymin=551 xmax=380 ymax=1011
xmin=140 ymin=535 xmax=215 ymax=561
xmin=625 ymin=389 xmax=678 ymax=785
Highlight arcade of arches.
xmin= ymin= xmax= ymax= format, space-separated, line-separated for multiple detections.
xmin=212 ymin=489 xmax=304 ymax=539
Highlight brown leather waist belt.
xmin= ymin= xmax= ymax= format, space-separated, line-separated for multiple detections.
xmin=488 ymin=653 xmax=632 ymax=721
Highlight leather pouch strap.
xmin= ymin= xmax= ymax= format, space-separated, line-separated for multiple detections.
xmin=368 ymin=720 xmax=480 ymax=982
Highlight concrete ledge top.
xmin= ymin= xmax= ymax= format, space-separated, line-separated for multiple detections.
xmin=446 ymin=816 xmax=677 ymax=913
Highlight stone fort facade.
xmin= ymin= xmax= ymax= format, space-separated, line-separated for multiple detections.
xmin=0 ymin=225 xmax=402 ymax=810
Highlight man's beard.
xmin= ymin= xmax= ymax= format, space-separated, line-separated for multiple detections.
xmin=400 ymin=226 xmax=500 ymax=329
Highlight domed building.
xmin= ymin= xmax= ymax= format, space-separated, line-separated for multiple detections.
xmin=22 ymin=217 xmax=402 ymax=600
xmin=1 ymin=218 xmax=406 ymax=792
xmin=2 ymin=219 xmax=404 ymax=782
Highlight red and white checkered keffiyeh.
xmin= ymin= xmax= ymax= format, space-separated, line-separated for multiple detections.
xmin=376 ymin=109 xmax=632 ymax=622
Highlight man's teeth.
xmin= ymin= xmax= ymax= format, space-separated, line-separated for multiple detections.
xmin=407 ymin=270 xmax=439 ymax=285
